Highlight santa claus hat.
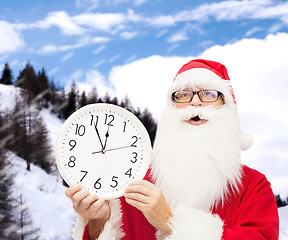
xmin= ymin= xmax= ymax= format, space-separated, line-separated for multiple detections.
xmin=168 ymin=59 xmax=253 ymax=151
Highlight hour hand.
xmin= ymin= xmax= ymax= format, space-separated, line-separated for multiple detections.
xmin=103 ymin=126 xmax=110 ymax=150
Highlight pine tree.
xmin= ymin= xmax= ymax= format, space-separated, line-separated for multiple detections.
xmin=135 ymin=108 xmax=157 ymax=145
xmin=15 ymin=190 xmax=40 ymax=240
xmin=103 ymin=92 xmax=112 ymax=104
xmin=30 ymin=116 xmax=53 ymax=174
xmin=9 ymin=93 xmax=32 ymax=170
xmin=37 ymin=68 xmax=50 ymax=108
xmin=110 ymin=96 xmax=119 ymax=105
xmin=120 ymin=95 xmax=134 ymax=113
xmin=0 ymin=63 xmax=13 ymax=85
xmin=62 ymin=81 xmax=78 ymax=119
xmin=14 ymin=62 xmax=39 ymax=105
xmin=79 ymin=91 xmax=87 ymax=108
xmin=0 ymin=149 xmax=21 ymax=239
xmin=87 ymin=87 xmax=99 ymax=104
xmin=15 ymin=62 xmax=39 ymax=96
xmin=275 ymin=194 xmax=286 ymax=208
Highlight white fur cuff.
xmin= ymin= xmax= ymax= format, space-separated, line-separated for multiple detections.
xmin=157 ymin=206 xmax=223 ymax=240
xmin=72 ymin=199 xmax=125 ymax=240
xmin=73 ymin=214 xmax=87 ymax=240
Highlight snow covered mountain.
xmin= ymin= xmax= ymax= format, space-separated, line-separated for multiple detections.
xmin=1 ymin=83 xmax=288 ymax=239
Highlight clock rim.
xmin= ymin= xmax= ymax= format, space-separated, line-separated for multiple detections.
xmin=55 ymin=103 xmax=152 ymax=199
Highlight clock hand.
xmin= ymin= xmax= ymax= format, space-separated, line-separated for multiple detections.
xmin=103 ymin=126 xmax=110 ymax=150
xmin=92 ymin=145 xmax=136 ymax=154
xmin=94 ymin=124 xmax=104 ymax=149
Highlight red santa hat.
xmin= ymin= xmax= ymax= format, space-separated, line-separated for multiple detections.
xmin=168 ymin=59 xmax=253 ymax=151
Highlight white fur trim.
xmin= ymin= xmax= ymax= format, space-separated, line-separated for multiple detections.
xmin=72 ymin=199 xmax=125 ymax=240
xmin=156 ymin=206 xmax=223 ymax=240
xmin=73 ymin=214 xmax=87 ymax=240
xmin=240 ymin=131 xmax=253 ymax=151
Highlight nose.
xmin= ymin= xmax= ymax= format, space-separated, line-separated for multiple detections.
xmin=190 ymin=93 xmax=202 ymax=107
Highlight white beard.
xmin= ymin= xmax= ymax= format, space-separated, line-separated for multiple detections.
xmin=151 ymin=105 xmax=243 ymax=211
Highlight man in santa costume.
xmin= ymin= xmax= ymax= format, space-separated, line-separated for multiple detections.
xmin=65 ymin=59 xmax=279 ymax=239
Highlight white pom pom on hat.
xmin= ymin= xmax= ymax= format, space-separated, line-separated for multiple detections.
xmin=170 ymin=59 xmax=253 ymax=151
xmin=240 ymin=131 xmax=253 ymax=151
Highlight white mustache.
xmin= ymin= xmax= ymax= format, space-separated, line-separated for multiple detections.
xmin=175 ymin=105 xmax=218 ymax=121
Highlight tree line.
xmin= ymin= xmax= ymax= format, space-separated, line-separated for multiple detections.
xmin=0 ymin=62 xmax=157 ymax=172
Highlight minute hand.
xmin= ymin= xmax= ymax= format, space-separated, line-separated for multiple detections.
xmin=92 ymin=145 xmax=136 ymax=154
xmin=94 ymin=125 xmax=104 ymax=149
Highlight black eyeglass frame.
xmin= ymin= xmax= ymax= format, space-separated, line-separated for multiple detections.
xmin=172 ymin=89 xmax=224 ymax=103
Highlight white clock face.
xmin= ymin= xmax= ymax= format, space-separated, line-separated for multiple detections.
xmin=55 ymin=103 xmax=151 ymax=199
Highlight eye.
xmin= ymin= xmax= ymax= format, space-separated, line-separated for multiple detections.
xmin=181 ymin=93 xmax=190 ymax=97
xmin=204 ymin=90 xmax=217 ymax=97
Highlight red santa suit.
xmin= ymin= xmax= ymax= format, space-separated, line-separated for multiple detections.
xmin=77 ymin=165 xmax=278 ymax=240
xmin=72 ymin=59 xmax=279 ymax=240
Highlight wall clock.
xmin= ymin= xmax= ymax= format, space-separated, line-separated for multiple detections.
xmin=55 ymin=103 xmax=151 ymax=199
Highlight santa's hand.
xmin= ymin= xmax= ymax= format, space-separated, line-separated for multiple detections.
xmin=124 ymin=180 xmax=172 ymax=235
xmin=65 ymin=184 xmax=111 ymax=221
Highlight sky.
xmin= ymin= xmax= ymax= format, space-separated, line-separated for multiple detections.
xmin=1 ymin=0 xmax=288 ymax=196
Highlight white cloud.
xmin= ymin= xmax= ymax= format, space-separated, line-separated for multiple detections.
xmin=75 ymin=0 xmax=100 ymax=10
xmin=167 ymin=32 xmax=189 ymax=43
xmin=148 ymin=0 xmax=288 ymax=26
xmin=120 ymin=31 xmax=138 ymax=40
xmin=93 ymin=45 xmax=107 ymax=55
xmin=38 ymin=36 xmax=110 ymax=54
xmin=0 ymin=21 xmax=25 ymax=53
xmin=16 ymin=11 xmax=86 ymax=36
xmin=109 ymin=55 xmax=190 ymax=118
xmin=108 ymin=54 xmax=121 ymax=63
xmin=133 ymin=0 xmax=148 ymax=6
xmin=73 ymin=12 xmax=128 ymax=32
xmin=267 ymin=23 xmax=284 ymax=34
xmin=76 ymin=70 xmax=111 ymax=96
xmin=245 ymin=26 xmax=263 ymax=37
xmin=45 ymin=11 xmax=86 ymax=35
xmin=107 ymin=33 xmax=288 ymax=195
xmin=61 ymin=52 xmax=75 ymax=62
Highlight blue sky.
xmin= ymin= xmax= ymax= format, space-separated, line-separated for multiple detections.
xmin=1 ymin=0 xmax=288 ymax=196
xmin=1 ymin=0 xmax=287 ymax=86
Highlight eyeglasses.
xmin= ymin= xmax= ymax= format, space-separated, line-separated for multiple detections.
xmin=172 ymin=89 xmax=223 ymax=103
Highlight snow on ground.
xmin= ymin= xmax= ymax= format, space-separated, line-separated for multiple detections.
xmin=40 ymin=108 xmax=63 ymax=148
xmin=7 ymin=152 xmax=76 ymax=240
xmin=279 ymin=206 xmax=288 ymax=239
xmin=0 ymin=84 xmax=18 ymax=112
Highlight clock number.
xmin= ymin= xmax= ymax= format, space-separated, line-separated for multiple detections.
xmin=123 ymin=121 xmax=127 ymax=132
xmin=131 ymin=136 xmax=138 ymax=147
xmin=110 ymin=176 xmax=118 ymax=188
xmin=105 ymin=114 xmax=114 ymax=126
xmin=68 ymin=156 xmax=76 ymax=168
xmin=130 ymin=152 xmax=138 ymax=163
xmin=125 ymin=168 xmax=132 ymax=178
xmin=90 ymin=115 xmax=99 ymax=127
xmin=94 ymin=178 xmax=102 ymax=190
xmin=69 ymin=140 xmax=76 ymax=151
xmin=75 ymin=124 xmax=85 ymax=136
xmin=80 ymin=170 xmax=88 ymax=182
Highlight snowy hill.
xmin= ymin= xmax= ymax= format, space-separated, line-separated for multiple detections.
xmin=7 ymin=151 xmax=76 ymax=240
xmin=1 ymin=83 xmax=288 ymax=239
xmin=280 ymin=206 xmax=288 ymax=239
